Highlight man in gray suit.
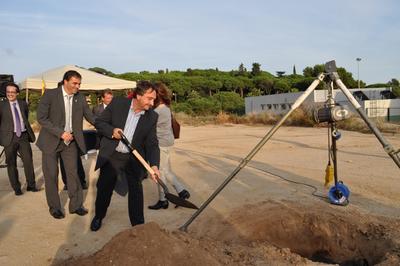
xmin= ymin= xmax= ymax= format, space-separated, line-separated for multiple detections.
xmin=0 ymin=82 xmax=38 ymax=196
xmin=37 ymin=70 xmax=94 ymax=219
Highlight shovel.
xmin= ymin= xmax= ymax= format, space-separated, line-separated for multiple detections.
xmin=120 ymin=134 xmax=198 ymax=210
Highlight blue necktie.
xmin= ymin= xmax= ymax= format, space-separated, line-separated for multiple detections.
xmin=13 ymin=103 xmax=22 ymax=137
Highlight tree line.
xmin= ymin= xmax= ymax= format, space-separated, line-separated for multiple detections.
xmin=21 ymin=63 xmax=399 ymax=117
xmin=87 ymin=63 xmax=398 ymax=115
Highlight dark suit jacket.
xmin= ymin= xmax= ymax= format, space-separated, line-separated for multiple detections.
xmin=95 ymin=97 xmax=160 ymax=179
xmin=0 ymin=99 xmax=36 ymax=147
xmin=92 ymin=104 xmax=105 ymax=120
xmin=36 ymin=87 xmax=95 ymax=154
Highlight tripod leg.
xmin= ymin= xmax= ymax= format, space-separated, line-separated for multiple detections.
xmin=333 ymin=78 xmax=400 ymax=168
xmin=179 ymin=74 xmax=325 ymax=232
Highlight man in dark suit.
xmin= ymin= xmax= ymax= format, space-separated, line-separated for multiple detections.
xmin=90 ymin=81 xmax=160 ymax=231
xmin=0 ymin=82 xmax=38 ymax=195
xmin=92 ymin=89 xmax=113 ymax=150
xmin=37 ymin=70 xmax=94 ymax=219
xmin=92 ymin=89 xmax=113 ymax=120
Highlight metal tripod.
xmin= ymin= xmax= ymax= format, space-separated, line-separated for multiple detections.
xmin=179 ymin=60 xmax=400 ymax=232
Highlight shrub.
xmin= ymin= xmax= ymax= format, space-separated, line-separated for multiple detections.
xmin=212 ymin=91 xmax=245 ymax=115
xmin=173 ymin=102 xmax=193 ymax=115
xmin=187 ymin=97 xmax=220 ymax=115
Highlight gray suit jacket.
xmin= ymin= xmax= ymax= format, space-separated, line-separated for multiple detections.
xmin=0 ymin=99 xmax=36 ymax=146
xmin=36 ymin=87 xmax=94 ymax=154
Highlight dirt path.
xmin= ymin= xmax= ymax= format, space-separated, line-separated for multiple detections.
xmin=0 ymin=125 xmax=399 ymax=265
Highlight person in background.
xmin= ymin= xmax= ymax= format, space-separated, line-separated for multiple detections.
xmin=0 ymin=82 xmax=38 ymax=196
xmin=92 ymin=89 xmax=113 ymax=120
xmin=92 ymin=89 xmax=113 ymax=150
xmin=148 ymin=82 xmax=190 ymax=210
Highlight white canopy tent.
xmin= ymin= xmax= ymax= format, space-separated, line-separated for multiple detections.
xmin=20 ymin=65 xmax=136 ymax=101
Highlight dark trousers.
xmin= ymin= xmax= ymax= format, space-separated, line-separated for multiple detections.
xmin=60 ymin=155 xmax=86 ymax=186
xmin=4 ymin=132 xmax=36 ymax=191
xmin=95 ymin=151 xmax=144 ymax=226
xmin=42 ymin=141 xmax=83 ymax=212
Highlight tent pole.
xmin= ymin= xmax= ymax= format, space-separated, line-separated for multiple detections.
xmin=25 ymin=87 xmax=29 ymax=103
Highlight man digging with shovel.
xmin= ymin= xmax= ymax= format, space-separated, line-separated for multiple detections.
xmin=90 ymin=81 xmax=161 ymax=231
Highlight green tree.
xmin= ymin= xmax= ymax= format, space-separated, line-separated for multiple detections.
xmin=303 ymin=64 xmax=324 ymax=77
xmin=303 ymin=66 xmax=314 ymax=77
xmin=238 ymin=63 xmax=246 ymax=76
xmin=207 ymin=79 xmax=223 ymax=96
xmin=253 ymin=76 xmax=273 ymax=95
xmin=389 ymin=78 xmax=399 ymax=86
xmin=389 ymin=78 xmax=400 ymax=97
xmin=212 ymin=91 xmax=245 ymax=114
xmin=337 ymin=67 xmax=358 ymax=88
xmin=251 ymin=63 xmax=261 ymax=76
xmin=274 ymin=80 xmax=291 ymax=93
xmin=187 ymin=97 xmax=220 ymax=115
xmin=247 ymin=88 xmax=262 ymax=97
xmin=169 ymin=79 xmax=191 ymax=101
xmin=302 ymin=64 xmax=359 ymax=88
xmin=237 ymin=76 xmax=254 ymax=97
xmin=186 ymin=68 xmax=194 ymax=76
xmin=220 ymin=77 xmax=243 ymax=96
xmin=292 ymin=77 xmax=315 ymax=91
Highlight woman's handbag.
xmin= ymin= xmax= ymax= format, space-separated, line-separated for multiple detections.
xmin=171 ymin=114 xmax=180 ymax=139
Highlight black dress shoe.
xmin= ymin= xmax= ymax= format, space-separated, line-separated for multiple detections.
xmin=27 ymin=186 xmax=39 ymax=192
xmin=15 ymin=188 xmax=23 ymax=196
xmin=178 ymin=189 xmax=190 ymax=199
xmin=81 ymin=183 xmax=88 ymax=190
xmin=70 ymin=207 xmax=88 ymax=216
xmin=50 ymin=209 xmax=65 ymax=219
xmin=148 ymin=200 xmax=169 ymax=210
xmin=90 ymin=217 xmax=102 ymax=231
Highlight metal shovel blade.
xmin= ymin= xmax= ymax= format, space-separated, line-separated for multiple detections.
xmin=120 ymin=134 xmax=199 ymax=210
xmin=155 ymin=176 xmax=198 ymax=209
xmin=166 ymin=193 xmax=198 ymax=209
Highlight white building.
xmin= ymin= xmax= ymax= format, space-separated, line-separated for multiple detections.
xmin=245 ymin=88 xmax=400 ymax=122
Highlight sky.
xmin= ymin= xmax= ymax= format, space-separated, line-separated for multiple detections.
xmin=1 ymin=0 xmax=399 ymax=85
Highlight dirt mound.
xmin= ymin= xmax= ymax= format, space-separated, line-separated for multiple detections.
xmin=62 ymin=222 xmax=220 ymax=266
xmin=61 ymin=222 xmax=313 ymax=266
xmin=192 ymin=200 xmax=400 ymax=265
xmin=61 ymin=201 xmax=400 ymax=266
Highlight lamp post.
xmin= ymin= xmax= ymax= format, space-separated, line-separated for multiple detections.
xmin=356 ymin=58 xmax=361 ymax=89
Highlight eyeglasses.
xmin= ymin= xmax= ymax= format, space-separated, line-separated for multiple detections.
xmin=6 ymin=91 xmax=18 ymax=94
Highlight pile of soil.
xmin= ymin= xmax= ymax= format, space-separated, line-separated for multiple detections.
xmin=62 ymin=200 xmax=400 ymax=266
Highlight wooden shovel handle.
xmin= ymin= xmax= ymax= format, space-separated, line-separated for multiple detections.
xmin=132 ymin=150 xmax=155 ymax=175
